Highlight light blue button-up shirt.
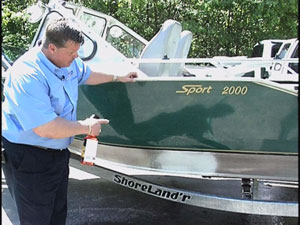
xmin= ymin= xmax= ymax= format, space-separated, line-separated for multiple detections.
xmin=2 ymin=46 xmax=91 ymax=149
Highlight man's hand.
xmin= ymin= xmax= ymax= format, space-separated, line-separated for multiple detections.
xmin=33 ymin=117 xmax=109 ymax=139
xmin=86 ymin=71 xmax=138 ymax=85
xmin=79 ymin=117 xmax=110 ymax=136
xmin=117 ymin=72 xmax=138 ymax=83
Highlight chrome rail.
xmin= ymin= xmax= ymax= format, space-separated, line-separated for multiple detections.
xmin=70 ymin=139 xmax=298 ymax=182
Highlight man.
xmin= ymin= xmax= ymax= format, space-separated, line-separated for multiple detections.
xmin=2 ymin=18 xmax=137 ymax=225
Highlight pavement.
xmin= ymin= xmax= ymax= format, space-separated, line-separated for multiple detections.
xmin=2 ymin=156 xmax=298 ymax=225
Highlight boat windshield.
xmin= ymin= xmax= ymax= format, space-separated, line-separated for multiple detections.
xmin=250 ymin=41 xmax=283 ymax=58
xmin=79 ymin=12 xmax=107 ymax=37
xmin=270 ymin=42 xmax=283 ymax=57
xmin=291 ymin=43 xmax=298 ymax=58
xmin=71 ymin=5 xmax=146 ymax=58
xmin=288 ymin=42 xmax=298 ymax=74
xmin=276 ymin=43 xmax=291 ymax=59
xmin=250 ymin=44 xmax=264 ymax=57
xmin=106 ymin=25 xmax=146 ymax=58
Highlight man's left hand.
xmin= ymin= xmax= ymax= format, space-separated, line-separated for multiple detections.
xmin=117 ymin=72 xmax=138 ymax=83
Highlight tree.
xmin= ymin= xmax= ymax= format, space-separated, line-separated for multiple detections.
xmin=76 ymin=0 xmax=299 ymax=57
xmin=1 ymin=0 xmax=298 ymax=60
xmin=2 ymin=0 xmax=41 ymax=61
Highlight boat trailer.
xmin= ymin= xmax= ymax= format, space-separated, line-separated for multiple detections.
xmin=69 ymin=149 xmax=298 ymax=217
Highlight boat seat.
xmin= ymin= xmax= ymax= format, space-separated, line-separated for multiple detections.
xmin=138 ymin=19 xmax=182 ymax=77
xmin=169 ymin=30 xmax=193 ymax=76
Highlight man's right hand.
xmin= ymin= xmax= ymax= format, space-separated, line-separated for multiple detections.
xmin=79 ymin=117 xmax=110 ymax=136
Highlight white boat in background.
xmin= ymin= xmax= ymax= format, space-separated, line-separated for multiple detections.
xmin=268 ymin=38 xmax=298 ymax=92
xmin=250 ymin=39 xmax=286 ymax=59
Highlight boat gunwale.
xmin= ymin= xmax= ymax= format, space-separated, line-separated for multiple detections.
xmin=99 ymin=77 xmax=298 ymax=96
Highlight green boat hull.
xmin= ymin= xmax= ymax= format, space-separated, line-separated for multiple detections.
xmin=77 ymin=79 xmax=298 ymax=155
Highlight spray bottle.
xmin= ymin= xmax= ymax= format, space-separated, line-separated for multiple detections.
xmin=80 ymin=114 xmax=100 ymax=166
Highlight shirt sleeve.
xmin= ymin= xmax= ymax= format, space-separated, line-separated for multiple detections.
xmin=7 ymin=68 xmax=57 ymax=131
xmin=75 ymin=58 xmax=91 ymax=85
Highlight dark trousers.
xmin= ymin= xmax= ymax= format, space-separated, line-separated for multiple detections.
xmin=2 ymin=137 xmax=70 ymax=225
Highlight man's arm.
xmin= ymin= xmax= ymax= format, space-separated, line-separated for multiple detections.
xmin=33 ymin=117 xmax=109 ymax=139
xmin=85 ymin=71 xmax=138 ymax=85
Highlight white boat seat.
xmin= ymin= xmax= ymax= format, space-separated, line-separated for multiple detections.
xmin=138 ymin=19 xmax=182 ymax=77
xmin=169 ymin=30 xmax=193 ymax=76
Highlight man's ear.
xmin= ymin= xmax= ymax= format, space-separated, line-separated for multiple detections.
xmin=48 ymin=43 xmax=57 ymax=53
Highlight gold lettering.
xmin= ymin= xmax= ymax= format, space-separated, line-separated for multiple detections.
xmin=222 ymin=86 xmax=248 ymax=95
xmin=176 ymin=85 xmax=190 ymax=94
xmin=176 ymin=85 xmax=212 ymax=95
xmin=177 ymin=85 xmax=248 ymax=96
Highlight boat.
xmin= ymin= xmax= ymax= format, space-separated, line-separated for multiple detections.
xmin=268 ymin=38 xmax=298 ymax=92
xmin=17 ymin=0 xmax=300 ymax=216
xmin=250 ymin=39 xmax=287 ymax=59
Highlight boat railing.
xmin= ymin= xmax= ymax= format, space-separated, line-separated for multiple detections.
xmin=129 ymin=58 xmax=298 ymax=79
xmin=130 ymin=58 xmax=299 ymax=63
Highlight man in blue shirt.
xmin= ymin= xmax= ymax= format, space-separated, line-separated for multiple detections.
xmin=2 ymin=18 xmax=137 ymax=225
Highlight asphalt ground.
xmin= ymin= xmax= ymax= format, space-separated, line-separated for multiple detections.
xmin=2 ymin=156 xmax=298 ymax=225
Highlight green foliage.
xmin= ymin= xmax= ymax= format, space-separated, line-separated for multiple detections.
xmin=2 ymin=0 xmax=40 ymax=61
xmin=82 ymin=0 xmax=298 ymax=57
xmin=2 ymin=0 xmax=298 ymax=60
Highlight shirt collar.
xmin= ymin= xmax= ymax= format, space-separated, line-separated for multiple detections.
xmin=37 ymin=47 xmax=66 ymax=79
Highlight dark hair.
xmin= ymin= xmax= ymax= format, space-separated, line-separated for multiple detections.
xmin=43 ymin=18 xmax=84 ymax=49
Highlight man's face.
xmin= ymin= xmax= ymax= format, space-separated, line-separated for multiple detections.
xmin=51 ymin=40 xmax=80 ymax=68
